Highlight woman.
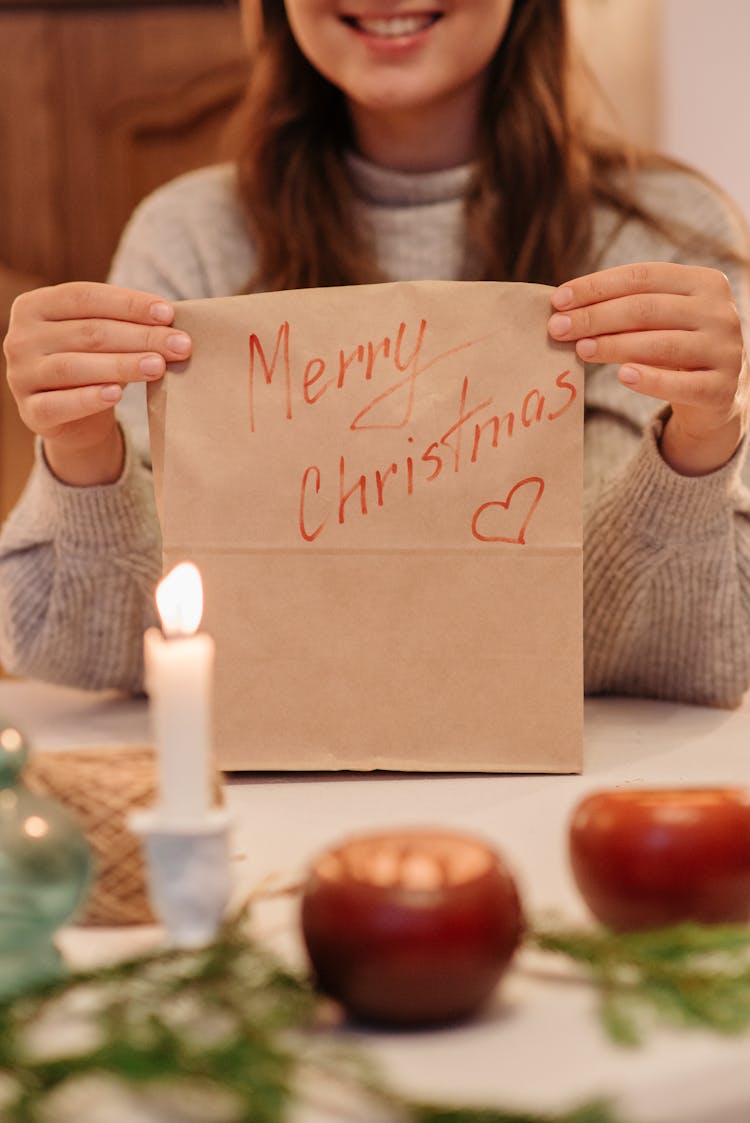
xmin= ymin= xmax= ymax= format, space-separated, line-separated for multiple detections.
xmin=1 ymin=0 xmax=749 ymax=703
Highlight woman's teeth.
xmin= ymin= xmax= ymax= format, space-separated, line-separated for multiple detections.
xmin=350 ymin=13 xmax=439 ymax=36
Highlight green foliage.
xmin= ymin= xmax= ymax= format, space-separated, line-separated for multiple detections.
xmin=407 ymin=1100 xmax=623 ymax=1123
xmin=532 ymin=922 xmax=750 ymax=1045
xmin=2 ymin=913 xmax=750 ymax=1121
xmin=0 ymin=919 xmax=313 ymax=1123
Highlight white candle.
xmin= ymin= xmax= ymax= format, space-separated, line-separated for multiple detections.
xmin=144 ymin=562 xmax=215 ymax=822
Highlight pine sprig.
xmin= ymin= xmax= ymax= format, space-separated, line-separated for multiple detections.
xmin=405 ymin=1100 xmax=623 ymax=1123
xmin=530 ymin=922 xmax=750 ymax=1045
xmin=0 ymin=912 xmax=627 ymax=1123
xmin=0 ymin=917 xmax=314 ymax=1123
xmin=1 ymin=914 xmax=750 ymax=1121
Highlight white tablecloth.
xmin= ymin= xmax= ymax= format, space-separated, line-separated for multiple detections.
xmin=1 ymin=678 xmax=749 ymax=1123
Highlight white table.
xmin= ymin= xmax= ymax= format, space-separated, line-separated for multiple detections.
xmin=2 ymin=678 xmax=750 ymax=1123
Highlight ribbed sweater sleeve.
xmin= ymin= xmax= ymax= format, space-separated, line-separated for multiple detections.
xmin=580 ymin=169 xmax=750 ymax=706
xmin=0 ymin=431 xmax=161 ymax=691
xmin=584 ymin=406 xmax=750 ymax=706
xmin=0 ymin=166 xmax=252 ymax=690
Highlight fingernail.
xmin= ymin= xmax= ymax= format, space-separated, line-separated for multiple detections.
xmin=552 ymin=286 xmax=574 ymax=309
xmin=101 ymin=384 xmax=122 ymax=402
xmin=577 ymin=338 xmax=597 ymax=359
xmin=548 ymin=314 xmax=572 ymax=337
xmin=167 ymin=333 xmax=191 ymax=356
xmin=619 ymin=366 xmax=640 ymax=385
xmin=140 ymin=356 xmax=164 ymax=377
xmin=150 ymin=302 xmax=173 ymax=324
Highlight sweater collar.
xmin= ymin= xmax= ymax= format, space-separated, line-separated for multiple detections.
xmin=345 ymin=150 xmax=474 ymax=207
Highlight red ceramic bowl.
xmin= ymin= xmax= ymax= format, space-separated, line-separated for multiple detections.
xmin=569 ymin=787 xmax=750 ymax=931
xmin=301 ymin=828 xmax=524 ymax=1027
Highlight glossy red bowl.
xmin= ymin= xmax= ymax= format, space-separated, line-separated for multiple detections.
xmin=301 ymin=828 xmax=524 ymax=1027
xmin=569 ymin=787 xmax=750 ymax=931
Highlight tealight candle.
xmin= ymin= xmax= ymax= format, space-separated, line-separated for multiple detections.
xmin=569 ymin=787 xmax=750 ymax=930
xmin=144 ymin=562 xmax=215 ymax=823
xmin=301 ymin=828 xmax=524 ymax=1026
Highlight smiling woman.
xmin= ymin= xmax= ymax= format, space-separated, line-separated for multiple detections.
xmin=0 ymin=0 xmax=749 ymax=715
xmin=281 ymin=0 xmax=514 ymax=167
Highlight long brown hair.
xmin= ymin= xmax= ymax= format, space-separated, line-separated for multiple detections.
xmin=233 ymin=0 xmax=742 ymax=292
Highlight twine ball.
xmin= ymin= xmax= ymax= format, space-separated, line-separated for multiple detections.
xmin=24 ymin=745 xmax=223 ymax=927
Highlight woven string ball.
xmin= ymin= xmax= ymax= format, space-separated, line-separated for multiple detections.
xmin=24 ymin=745 xmax=223 ymax=927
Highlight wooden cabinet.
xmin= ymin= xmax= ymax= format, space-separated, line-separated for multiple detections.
xmin=0 ymin=0 xmax=248 ymax=522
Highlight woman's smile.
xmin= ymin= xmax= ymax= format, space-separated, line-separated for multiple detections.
xmin=284 ymin=0 xmax=513 ymax=165
xmin=341 ymin=9 xmax=442 ymax=40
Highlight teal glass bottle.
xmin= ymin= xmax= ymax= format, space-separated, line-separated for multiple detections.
xmin=0 ymin=720 xmax=93 ymax=999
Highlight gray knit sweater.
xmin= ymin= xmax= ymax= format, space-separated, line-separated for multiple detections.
xmin=2 ymin=155 xmax=750 ymax=705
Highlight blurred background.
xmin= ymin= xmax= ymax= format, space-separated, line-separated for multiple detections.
xmin=574 ymin=0 xmax=750 ymax=222
xmin=0 ymin=0 xmax=748 ymax=533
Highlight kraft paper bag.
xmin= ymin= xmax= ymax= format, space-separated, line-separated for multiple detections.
xmin=149 ymin=280 xmax=584 ymax=773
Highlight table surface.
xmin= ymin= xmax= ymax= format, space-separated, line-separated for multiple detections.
xmin=2 ymin=678 xmax=750 ymax=1123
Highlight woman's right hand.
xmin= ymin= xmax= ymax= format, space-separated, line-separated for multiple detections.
xmin=3 ymin=282 xmax=192 ymax=486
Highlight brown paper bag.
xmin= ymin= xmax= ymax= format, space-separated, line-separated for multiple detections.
xmin=149 ymin=280 xmax=584 ymax=772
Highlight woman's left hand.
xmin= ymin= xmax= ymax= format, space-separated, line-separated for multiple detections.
xmin=547 ymin=261 xmax=749 ymax=475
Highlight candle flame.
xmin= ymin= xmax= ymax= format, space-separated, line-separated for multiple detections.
xmin=0 ymin=727 xmax=23 ymax=752
xmin=156 ymin=562 xmax=204 ymax=637
xmin=24 ymin=815 xmax=49 ymax=839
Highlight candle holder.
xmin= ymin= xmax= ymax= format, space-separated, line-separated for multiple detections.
xmin=129 ymin=807 xmax=232 ymax=948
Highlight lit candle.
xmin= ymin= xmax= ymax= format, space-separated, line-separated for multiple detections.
xmin=144 ymin=562 xmax=215 ymax=822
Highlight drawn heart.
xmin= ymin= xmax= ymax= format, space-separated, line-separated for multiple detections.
xmin=471 ymin=476 xmax=545 ymax=544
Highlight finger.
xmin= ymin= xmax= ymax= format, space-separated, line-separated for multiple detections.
xmin=35 ymin=318 xmax=191 ymax=360
xmin=551 ymin=263 xmax=720 ymax=310
xmin=573 ymin=329 xmax=711 ymax=371
xmin=24 ymin=282 xmax=176 ymax=327
xmin=23 ymin=384 xmax=124 ymax=435
xmin=617 ymin=363 xmax=731 ymax=409
xmin=37 ymin=351 xmax=168 ymax=390
xmin=548 ymin=293 xmax=700 ymax=342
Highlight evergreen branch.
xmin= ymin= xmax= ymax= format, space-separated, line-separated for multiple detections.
xmin=404 ymin=1099 xmax=624 ymax=1123
xmin=1 ymin=913 xmax=749 ymax=1120
xmin=529 ymin=922 xmax=750 ymax=1045
xmin=0 ymin=911 xmax=628 ymax=1123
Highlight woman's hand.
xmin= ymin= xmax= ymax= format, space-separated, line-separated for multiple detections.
xmin=3 ymin=282 xmax=192 ymax=486
xmin=547 ymin=262 xmax=748 ymax=475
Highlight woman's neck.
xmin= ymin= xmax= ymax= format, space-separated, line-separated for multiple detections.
xmin=347 ymin=89 xmax=481 ymax=174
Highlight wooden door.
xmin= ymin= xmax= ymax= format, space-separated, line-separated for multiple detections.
xmin=0 ymin=1 xmax=248 ymax=524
